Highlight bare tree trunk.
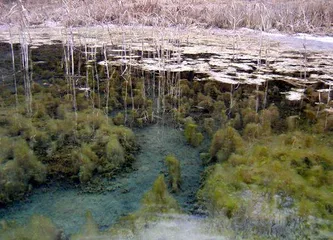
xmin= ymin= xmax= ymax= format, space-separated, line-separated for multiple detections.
xmin=20 ymin=30 xmax=32 ymax=116
xmin=256 ymin=84 xmax=260 ymax=113
xmin=10 ymin=30 xmax=18 ymax=109
xmin=103 ymin=44 xmax=111 ymax=118
xmin=69 ymin=28 xmax=77 ymax=124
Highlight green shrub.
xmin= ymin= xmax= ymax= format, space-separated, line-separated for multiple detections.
xmin=259 ymin=104 xmax=280 ymax=135
xmin=106 ymin=135 xmax=125 ymax=166
xmin=201 ymin=131 xmax=333 ymax=222
xmin=184 ymin=120 xmax=204 ymax=147
xmin=7 ymin=113 xmax=37 ymax=139
xmin=230 ymin=113 xmax=242 ymax=130
xmin=210 ymin=126 xmax=244 ymax=161
xmin=204 ymin=81 xmax=221 ymax=97
xmin=109 ymin=125 xmax=136 ymax=150
xmin=71 ymin=211 xmax=101 ymax=240
xmin=0 ymin=137 xmax=13 ymax=161
xmin=243 ymin=123 xmax=261 ymax=139
xmin=0 ymin=139 xmax=46 ymax=204
xmin=286 ymin=115 xmax=299 ymax=131
xmin=141 ymin=175 xmax=180 ymax=214
xmin=56 ymin=103 xmax=72 ymax=119
xmin=197 ymin=164 xmax=241 ymax=218
xmin=73 ymin=144 xmax=98 ymax=183
xmin=113 ymin=112 xmax=125 ymax=125
xmin=13 ymin=140 xmax=46 ymax=184
xmin=77 ymin=109 xmax=108 ymax=130
xmin=197 ymin=93 xmax=214 ymax=112
xmin=0 ymin=215 xmax=60 ymax=240
xmin=212 ymin=101 xmax=228 ymax=125
xmin=241 ymin=107 xmax=259 ymax=126
xmin=165 ymin=154 xmax=181 ymax=192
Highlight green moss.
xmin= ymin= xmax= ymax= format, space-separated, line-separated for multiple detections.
xmin=165 ymin=154 xmax=182 ymax=192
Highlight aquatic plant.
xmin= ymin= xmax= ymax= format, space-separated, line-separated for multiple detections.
xmin=0 ymin=215 xmax=61 ymax=240
xmin=259 ymin=104 xmax=280 ymax=133
xmin=106 ymin=135 xmax=125 ymax=166
xmin=0 ymin=139 xmax=46 ymax=205
xmin=243 ymin=123 xmax=261 ymax=139
xmin=72 ymin=144 xmax=98 ymax=183
xmin=203 ymin=118 xmax=215 ymax=137
xmin=113 ymin=112 xmax=125 ymax=125
xmin=286 ymin=115 xmax=299 ymax=131
xmin=200 ymin=130 xmax=333 ymax=236
xmin=184 ymin=119 xmax=204 ymax=147
xmin=108 ymin=175 xmax=181 ymax=238
xmin=71 ymin=211 xmax=102 ymax=240
xmin=165 ymin=154 xmax=182 ymax=192
xmin=141 ymin=175 xmax=180 ymax=214
xmin=203 ymin=81 xmax=221 ymax=99
xmin=197 ymin=92 xmax=214 ymax=112
xmin=212 ymin=100 xmax=228 ymax=125
xmin=210 ymin=126 xmax=244 ymax=162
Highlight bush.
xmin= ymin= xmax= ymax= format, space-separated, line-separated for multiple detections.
xmin=203 ymin=118 xmax=215 ymax=137
xmin=210 ymin=126 xmax=244 ymax=162
xmin=71 ymin=211 xmax=101 ymax=240
xmin=259 ymin=104 xmax=280 ymax=135
xmin=0 ymin=215 xmax=61 ymax=240
xmin=165 ymin=154 xmax=181 ymax=192
xmin=201 ymin=131 xmax=333 ymax=223
xmin=113 ymin=112 xmax=125 ymax=125
xmin=106 ymin=135 xmax=125 ymax=166
xmin=243 ymin=123 xmax=261 ymax=139
xmin=141 ymin=175 xmax=180 ymax=214
xmin=0 ymin=139 xmax=46 ymax=204
xmin=184 ymin=120 xmax=204 ymax=147
xmin=73 ymin=144 xmax=98 ymax=183
xmin=241 ymin=107 xmax=259 ymax=127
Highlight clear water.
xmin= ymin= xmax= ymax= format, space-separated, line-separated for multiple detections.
xmin=0 ymin=123 xmax=203 ymax=236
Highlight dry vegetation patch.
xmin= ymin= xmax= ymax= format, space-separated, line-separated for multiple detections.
xmin=1 ymin=0 xmax=333 ymax=33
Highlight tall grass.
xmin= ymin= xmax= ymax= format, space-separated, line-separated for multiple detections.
xmin=1 ymin=0 xmax=332 ymax=33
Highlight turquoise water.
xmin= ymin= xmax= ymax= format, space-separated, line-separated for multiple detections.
xmin=0 ymin=123 xmax=203 ymax=236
